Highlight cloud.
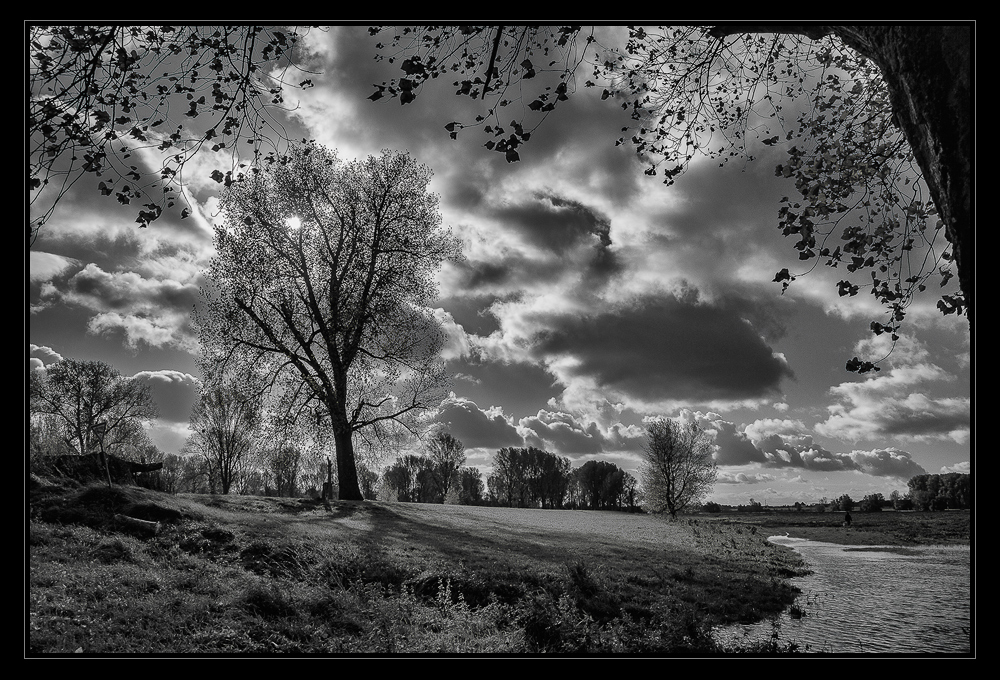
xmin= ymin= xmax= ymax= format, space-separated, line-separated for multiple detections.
xmin=29 ymin=344 xmax=64 ymax=368
xmin=847 ymin=448 xmax=927 ymax=478
xmin=526 ymin=289 xmax=794 ymax=407
xmin=516 ymin=408 xmax=645 ymax=457
xmin=817 ymin=363 xmax=971 ymax=444
xmin=133 ymin=370 xmax=201 ymax=424
xmin=29 ymin=251 xmax=80 ymax=283
xmin=716 ymin=471 xmax=776 ymax=485
xmin=432 ymin=395 xmax=523 ymax=450
xmin=48 ymin=263 xmax=201 ymax=352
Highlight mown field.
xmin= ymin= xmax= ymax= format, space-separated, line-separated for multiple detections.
xmin=29 ymin=477 xmax=812 ymax=656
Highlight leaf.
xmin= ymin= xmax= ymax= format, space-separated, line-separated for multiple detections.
xmin=846 ymin=357 xmax=880 ymax=373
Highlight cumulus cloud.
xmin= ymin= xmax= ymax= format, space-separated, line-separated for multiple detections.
xmin=29 ymin=344 xmax=64 ymax=368
xmin=847 ymin=448 xmax=927 ymax=478
xmin=716 ymin=471 xmax=776 ymax=485
xmin=48 ymin=263 xmax=201 ymax=352
xmin=433 ymin=395 xmax=523 ymax=450
xmin=29 ymin=251 xmax=80 ymax=283
xmin=133 ymin=370 xmax=201 ymax=423
xmin=817 ymin=363 xmax=971 ymax=444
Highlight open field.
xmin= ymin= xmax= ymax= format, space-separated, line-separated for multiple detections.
xmin=29 ymin=478 xmax=810 ymax=655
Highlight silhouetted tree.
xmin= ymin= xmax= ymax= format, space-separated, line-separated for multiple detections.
xmin=198 ymin=143 xmax=462 ymax=500
xmin=640 ymin=419 xmax=717 ymax=517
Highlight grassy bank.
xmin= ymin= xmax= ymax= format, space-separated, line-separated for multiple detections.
xmin=28 ymin=478 xmax=809 ymax=655
xmin=697 ymin=510 xmax=971 ymax=547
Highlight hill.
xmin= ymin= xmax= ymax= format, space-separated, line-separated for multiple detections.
xmin=28 ymin=477 xmax=809 ymax=655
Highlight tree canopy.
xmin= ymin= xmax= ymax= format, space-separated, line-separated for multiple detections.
xmin=369 ymin=25 xmax=972 ymax=370
xmin=28 ymin=24 xmax=319 ymax=246
xmin=197 ymin=142 xmax=462 ymax=500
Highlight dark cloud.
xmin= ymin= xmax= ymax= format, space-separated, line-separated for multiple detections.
xmin=495 ymin=191 xmax=612 ymax=255
xmin=433 ymin=396 xmax=523 ymax=450
xmin=529 ymin=290 xmax=794 ymax=403
xmin=436 ymin=294 xmax=505 ymax=337
xmin=448 ymin=357 xmax=560 ymax=415
xmin=134 ymin=370 xmax=200 ymax=423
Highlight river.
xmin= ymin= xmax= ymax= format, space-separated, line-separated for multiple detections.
xmin=714 ymin=535 xmax=972 ymax=654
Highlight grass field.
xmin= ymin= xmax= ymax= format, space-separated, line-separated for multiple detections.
xmin=27 ymin=477 xmax=970 ymax=655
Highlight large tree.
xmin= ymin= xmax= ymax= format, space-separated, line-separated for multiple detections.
xmin=369 ymin=24 xmax=972 ymax=367
xmin=27 ymin=24 xmax=318 ymax=247
xmin=197 ymin=142 xmax=461 ymax=500
xmin=639 ymin=418 xmax=717 ymax=517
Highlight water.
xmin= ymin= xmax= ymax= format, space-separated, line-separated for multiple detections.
xmin=714 ymin=536 xmax=972 ymax=654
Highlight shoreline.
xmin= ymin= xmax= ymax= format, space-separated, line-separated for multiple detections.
xmin=695 ymin=511 xmax=971 ymax=547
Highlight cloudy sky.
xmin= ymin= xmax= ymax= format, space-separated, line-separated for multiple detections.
xmin=28 ymin=26 xmax=972 ymax=505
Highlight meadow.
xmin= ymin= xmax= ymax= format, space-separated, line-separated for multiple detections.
xmin=27 ymin=476 xmax=969 ymax=656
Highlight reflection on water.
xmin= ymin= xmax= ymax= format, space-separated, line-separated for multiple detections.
xmin=714 ymin=536 xmax=971 ymax=654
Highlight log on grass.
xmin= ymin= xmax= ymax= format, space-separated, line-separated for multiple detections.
xmin=114 ymin=513 xmax=160 ymax=536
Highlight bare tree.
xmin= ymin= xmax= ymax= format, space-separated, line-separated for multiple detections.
xmin=640 ymin=419 xmax=717 ymax=518
xmin=186 ymin=383 xmax=261 ymax=495
xmin=197 ymin=142 xmax=462 ymax=500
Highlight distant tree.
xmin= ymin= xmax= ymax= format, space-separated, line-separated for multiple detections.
xmin=30 ymin=359 xmax=159 ymax=480
xmin=640 ymin=419 xmax=717 ymax=517
xmin=186 ymin=383 xmax=262 ymax=495
xmin=27 ymin=25 xmax=323 ymax=247
xmin=860 ymin=492 xmax=885 ymax=512
xmin=382 ymin=454 xmax=439 ymax=502
xmin=907 ymin=472 xmax=970 ymax=510
xmin=702 ymin=501 xmax=722 ymax=513
xmin=197 ymin=142 xmax=462 ymax=500
xmin=455 ymin=466 xmax=486 ymax=505
xmin=425 ymin=431 xmax=466 ymax=503
xmin=267 ymin=445 xmax=303 ymax=497
xmin=357 ymin=464 xmax=380 ymax=500
xmin=574 ymin=460 xmax=621 ymax=510
xmin=889 ymin=489 xmax=907 ymax=510
xmin=487 ymin=446 xmax=572 ymax=508
xmin=835 ymin=494 xmax=855 ymax=512
xmin=371 ymin=25 xmax=972 ymax=363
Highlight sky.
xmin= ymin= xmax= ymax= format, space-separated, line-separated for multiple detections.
xmin=27 ymin=25 xmax=973 ymax=506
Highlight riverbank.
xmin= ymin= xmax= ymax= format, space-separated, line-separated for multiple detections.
xmin=29 ymin=479 xmax=809 ymax=655
xmin=695 ymin=510 xmax=971 ymax=547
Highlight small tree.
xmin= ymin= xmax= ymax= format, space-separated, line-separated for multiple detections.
xmin=186 ymin=383 xmax=261 ymax=495
xmin=639 ymin=419 xmax=717 ymax=518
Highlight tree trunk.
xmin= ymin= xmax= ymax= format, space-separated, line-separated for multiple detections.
xmin=330 ymin=405 xmax=364 ymax=501
xmin=832 ymin=25 xmax=972 ymax=329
